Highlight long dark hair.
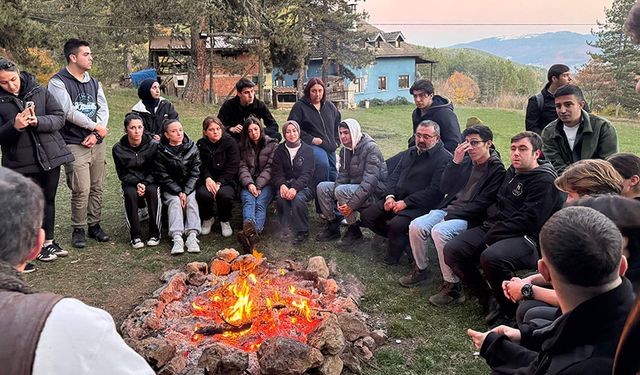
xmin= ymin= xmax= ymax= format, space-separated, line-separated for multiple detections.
xmin=304 ymin=77 xmax=326 ymax=103
xmin=239 ymin=116 xmax=264 ymax=156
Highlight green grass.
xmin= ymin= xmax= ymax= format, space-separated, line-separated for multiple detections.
xmin=26 ymin=88 xmax=640 ymax=374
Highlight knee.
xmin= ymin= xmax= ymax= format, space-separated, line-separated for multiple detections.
xmin=479 ymin=249 xmax=502 ymax=273
xmin=317 ymin=181 xmax=334 ymax=196
xmin=388 ymin=217 xmax=409 ymax=237
xmin=409 ymin=220 xmax=427 ymax=239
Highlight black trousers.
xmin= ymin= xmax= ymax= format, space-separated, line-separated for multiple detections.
xmin=360 ymin=203 xmax=412 ymax=261
xmin=195 ymin=184 xmax=235 ymax=222
xmin=443 ymin=226 xmax=538 ymax=315
xmin=24 ymin=167 xmax=61 ymax=240
xmin=122 ymin=184 xmax=161 ymax=240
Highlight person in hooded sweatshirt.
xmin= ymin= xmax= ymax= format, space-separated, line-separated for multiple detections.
xmin=236 ymin=116 xmax=279 ymax=252
xmin=131 ymin=78 xmax=179 ymax=142
xmin=154 ymin=119 xmax=201 ymax=255
xmin=47 ymin=38 xmax=110 ymax=249
xmin=112 ymin=113 xmax=161 ymax=249
xmin=271 ymin=120 xmax=316 ymax=244
xmin=315 ymin=118 xmax=387 ymax=247
xmin=195 ymin=116 xmax=240 ymax=239
xmin=0 ymin=58 xmax=74 ymax=272
xmin=444 ymin=131 xmax=564 ymax=327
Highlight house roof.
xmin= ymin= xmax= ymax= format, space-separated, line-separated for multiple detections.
xmin=149 ymin=35 xmax=257 ymax=52
xmin=309 ymin=22 xmax=435 ymax=63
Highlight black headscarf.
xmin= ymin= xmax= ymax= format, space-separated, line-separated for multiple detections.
xmin=137 ymin=78 xmax=159 ymax=114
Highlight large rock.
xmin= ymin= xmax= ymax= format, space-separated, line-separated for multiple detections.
xmin=158 ymin=353 xmax=186 ymax=375
xmin=131 ymin=336 xmax=176 ymax=369
xmin=257 ymin=337 xmax=323 ymax=375
xmin=307 ymin=314 xmax=346 ymax=355
xmin=209 ymin=259 xmax=231 ymax=276
xmin=307 ymin=256 xmax=330 ymax=279
xmin=197 ymin=343 xmax=249 ymax=375
xmin=156 ymin=272 xmax=187 ymax=304
xmin=216 ymin=248 xmax=240 ymax=262
xmin=336 ymin=312 xmax=369 ymax=342
xmin=317 ymin=355 xmax=343 ymax=375
xmin=370 ymin=329 xmax=387 ymax=347
xmin=231 ymin=254 xmax=258 ymax=271
xmin=339 ymin=345 xmax=362 ymax=375
xmin=186 ymin=262 xmax=208 ymax=274
xmin=318 ymin=278 xmax=339 ymax=295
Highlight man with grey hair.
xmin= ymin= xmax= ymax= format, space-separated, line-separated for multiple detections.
xmin=0 ymin=167 xmax=154 ymax=374
xmin=468 ymin=206 xmax=634 ymax=374
xmin=360 ymin=120 xmax=452 ymax=264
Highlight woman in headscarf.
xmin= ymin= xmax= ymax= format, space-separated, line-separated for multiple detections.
xmin=0 ymin=58 xmax=74 ymax=271
xmin=237 ymin=116 xmax=278 ymax=252
xmin=271 ymin=120 xmax=316 ymax=244
xmin=131 ymin=78 xmax=179 ymax=141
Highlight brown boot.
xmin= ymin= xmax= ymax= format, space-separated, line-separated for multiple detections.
xmin=398 ymin=266 xmax=430 ymax=287
xmin=429 ymin=282 xmax=465 ymax=306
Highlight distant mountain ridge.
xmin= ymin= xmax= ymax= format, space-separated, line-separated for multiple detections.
xmin=449 ymin=31 xmax=598 ymax=68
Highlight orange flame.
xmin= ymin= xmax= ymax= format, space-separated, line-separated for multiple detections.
xmin=222 ymin=279 xmax=253 ymax=324
xmin=292 ymin=298 xmax=312 ymax=322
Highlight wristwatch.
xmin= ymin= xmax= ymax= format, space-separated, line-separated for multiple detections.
xmin=521 ymin=283 xmax=534 ymax=300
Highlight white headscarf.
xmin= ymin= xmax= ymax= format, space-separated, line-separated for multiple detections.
xmin=341 ymin=118 xmax=363 ymax=150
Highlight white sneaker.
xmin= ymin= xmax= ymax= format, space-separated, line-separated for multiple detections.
xmin=146 ymin=237 xmax=160 ymax=246
xmin=171 ymin=235 xmax=184 ymax=255
xmin=221 ymin=221 xmax=232 ymax=237
xmin=341 ymin=218 xmax=349 ymax=225
xmin=201 ymin=219 xmax=214 ymax=235
xmin=131 ymin=238 xmax=144 ymax=249
xmin=185 ymin=233 xmax=200 ymax=253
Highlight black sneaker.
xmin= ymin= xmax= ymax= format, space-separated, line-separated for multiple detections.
xmin=36 ymin=245 xmax=58 ymax=262
xmin=22 ymin=262 xmax=37 ymax=274
xmin=46 ymin=242 xmax=68 ymax=257
xmin=72 ymin=228 xmax=86 ymax=248
xmin=293 ymin=231 xmax=309 ymax=244
xmin=88 ymin=224 xmax=109 ymax=242
xmin=337 ymin=224 xmax=363 ymax=247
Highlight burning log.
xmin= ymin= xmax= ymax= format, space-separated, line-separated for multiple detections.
xmin=194 ymin=322 xmax=252 ymax=336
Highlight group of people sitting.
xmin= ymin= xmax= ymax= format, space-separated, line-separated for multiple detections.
xmin=3 ymin=35 xmax=640 ymax=374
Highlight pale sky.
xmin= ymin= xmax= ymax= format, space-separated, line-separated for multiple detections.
xmin=359 ymin=0 xmax=614 ymax=47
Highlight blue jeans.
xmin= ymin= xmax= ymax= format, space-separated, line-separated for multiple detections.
xmin=310 ymin=145 xmax=337 ymax=183
xmin=240 ymin=185 xmax=274 ymax=232
xmin=409 ymin=209 xmax=467 ymax=282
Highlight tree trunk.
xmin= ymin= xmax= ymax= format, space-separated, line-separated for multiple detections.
xmin=297 ymin=62 xmax=306 ymax=99
xmin=183 ymin=17 xmax=208 ymax=103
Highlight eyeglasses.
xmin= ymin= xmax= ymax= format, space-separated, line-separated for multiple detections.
xmin=415 ymin=132 xmax=438 ymax=140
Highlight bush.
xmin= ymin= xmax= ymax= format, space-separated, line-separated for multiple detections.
xmin=599 ymin=103 xmax=630 ymax=118
xmin=358 ymin=96 xmax=411 ymax=107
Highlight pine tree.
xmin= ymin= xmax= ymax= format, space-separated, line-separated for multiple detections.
xmin=590 ymin=0 xmax=640 ymax=111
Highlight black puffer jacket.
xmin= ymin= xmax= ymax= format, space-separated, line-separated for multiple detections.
xmin=131 ymin=99 xmax=179 ymax=137
xmin=196 ymin=133 xmax=240 ymax=189
xmin=410 ymin=95 xmax=461 ymax=153
xmin=483 ymin=160 xmax=564 ymax=245
xmin=271 ymin=143 xmax=315 ymax=192
xmin=238 ymin=136 xmax=278 ymax=189
xmin=112 ymin=133 xmax=158 ymax=187
xmin=439 ymin=151 xmax=506 ymax=226
xmin=217 ymin=96 xmax=281 ymax=142
xmin=287 ymin=97 xmax=341 ymax=152
xmin=336 ymin=133 xmax=387 ymax=210
xmin=154 ymin=134 xmax=200 ymax=195
xmin=0 ymin=72 xmax=73 ymax=173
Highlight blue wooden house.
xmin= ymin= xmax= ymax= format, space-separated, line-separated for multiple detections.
xmin=272 ymin=23 xmax=436 ymax=107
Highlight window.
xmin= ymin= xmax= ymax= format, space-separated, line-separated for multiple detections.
xmin=354 ymin=76 xmax=366 ymax=93
xmin=378 ymin=76 xmax=387 ymax=91
xmin=398 ymin=75 xmax=410 ymax=89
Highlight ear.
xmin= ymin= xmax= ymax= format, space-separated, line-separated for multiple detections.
xmin=533 ymin=148 xmax=542 ymax=159
xmin=578 ymin=100 xmax=586 ymax=110
xmin=619 ymin=255 xmax=629 ymax=277
xmin=538 ymin=259 xmax=552 ymax=283
xmin=25 ymin=229 xmax=45 ymax=263
xmin=630 ymin=174 xmax=640 ymax=188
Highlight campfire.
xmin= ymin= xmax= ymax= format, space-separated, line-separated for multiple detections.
xmin=122 ymin=248 xmax=387 ymax=375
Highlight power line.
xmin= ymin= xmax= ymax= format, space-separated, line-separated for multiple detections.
xmin=370 ymin=23 xmax=596 ymax=26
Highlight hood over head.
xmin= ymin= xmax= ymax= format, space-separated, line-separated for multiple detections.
xmin=340 ymin=118 xmax=362 ymax=150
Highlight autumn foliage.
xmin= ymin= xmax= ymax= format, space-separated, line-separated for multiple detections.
xmin=442 ymin=71 xmax=480 ymax=105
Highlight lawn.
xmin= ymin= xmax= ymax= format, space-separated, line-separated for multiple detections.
xmin=26 ymin=88 xmax=640 ymax=374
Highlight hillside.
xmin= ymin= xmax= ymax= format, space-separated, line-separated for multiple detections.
xmin=449 ymin=31 xmax=598 ymax=68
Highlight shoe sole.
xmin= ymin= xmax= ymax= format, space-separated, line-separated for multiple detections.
xmin=88 ymin=235 xmax=109 ymax=242
xmin=72 ymin=242 xmax=86 ymax=248
xmin=37 ymin=255 xmax=58 ymax=262
xmin=54 ymin=251 xmax=69 ymax=257
xmin=147 ymin=241 xmax=160 ymax=247
xmin=428 ymin=295 xmax=466 ymax=307
xmin=171 ymin=250 xmax=184 ymax=255
xmin=187 ymin=248 xmax=201 ymax=253
xmin=398 ymin=278 xmax=429 ymax=288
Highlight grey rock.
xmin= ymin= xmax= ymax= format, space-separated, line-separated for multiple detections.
xmin=257 ymin=336 xmax=323 ymax=375
xmin=336 ymin=312 xmax=369 ymax=342
xmin=197 ymin=343 xmax=249 ymax=375
xmin=307 ymin=256 xmax=330 ymax=279
xmin=307 ymin=314 xmax=346 ymax=355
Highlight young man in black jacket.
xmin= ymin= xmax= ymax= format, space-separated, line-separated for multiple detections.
xmin=525 ymin=64 xmax=572 ymax=134
xmin=468 ymin=206 xmax=634 ymax=374
xmin=360 ymin=120 xmax=452 ymax=265
xmin=444 ymin=131 xmax=564 ymax=325
xmin=400 ymin=125 xmax=506 ymax=305
xmin=112 ymin=113 xmax=161 ymax=249
xmin=217 ymin=78 xmax=281 ymax=142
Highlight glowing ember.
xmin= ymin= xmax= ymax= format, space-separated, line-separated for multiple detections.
xmin=188 ymin=251 xmax=327 ymax=352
